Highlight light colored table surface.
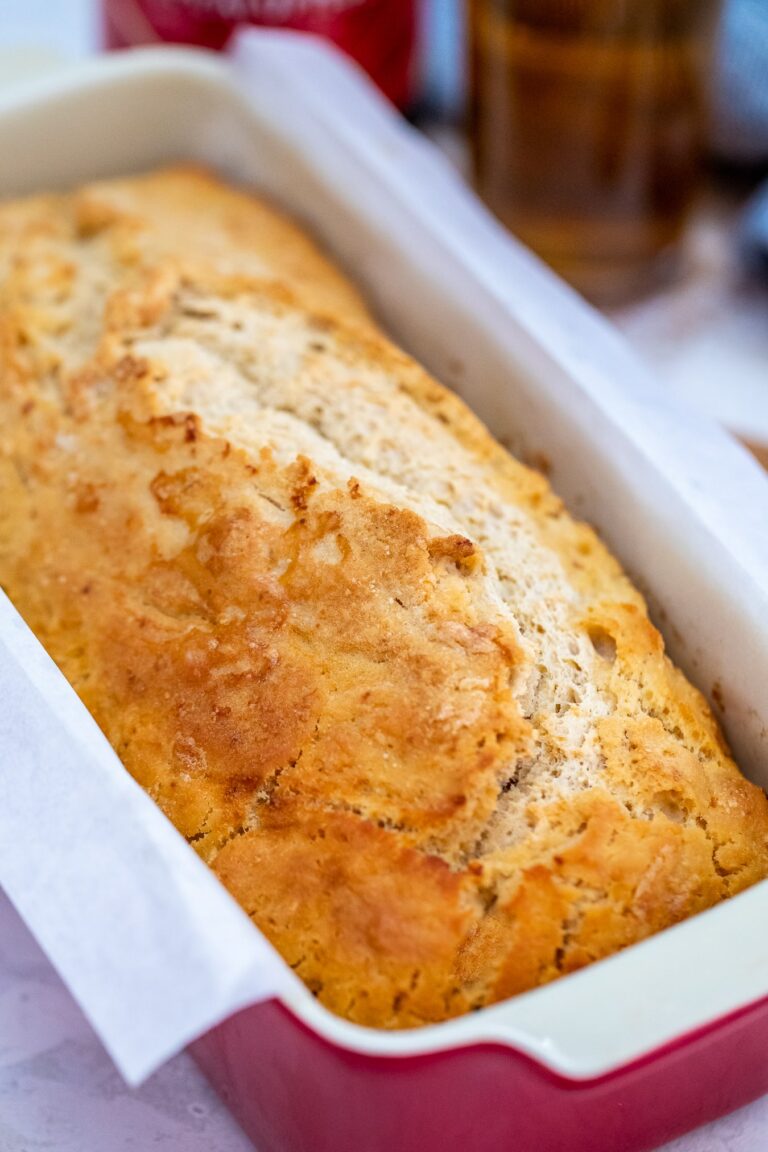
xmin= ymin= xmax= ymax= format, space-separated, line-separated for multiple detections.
xmin=609 ymin=185 xmax=768 ymax=454
xmin=0 ymin=891 xmax=252 ymax=1152
xmin=0 ymin=5 xmax=766 ymax=1151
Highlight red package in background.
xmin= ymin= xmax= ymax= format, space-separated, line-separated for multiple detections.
xmin=101 ymin=0 xmax=417 ymax=108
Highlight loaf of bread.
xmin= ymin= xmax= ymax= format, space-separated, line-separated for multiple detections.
xmin=1 ymin=168 xmax=766 ymax=1028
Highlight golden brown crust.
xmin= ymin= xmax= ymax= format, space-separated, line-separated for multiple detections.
xmin=215 ymin=803 xmax=479 ymax=1027
xmin=0 ymin=167 xmax=766 ymax=1029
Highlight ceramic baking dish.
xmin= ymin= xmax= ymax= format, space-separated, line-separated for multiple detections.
xmin=0 ymin=36 xmax=766 ymax=1152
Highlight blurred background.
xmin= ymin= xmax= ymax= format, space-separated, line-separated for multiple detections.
xmin=1 ymin=0 xmax=768 ymax=463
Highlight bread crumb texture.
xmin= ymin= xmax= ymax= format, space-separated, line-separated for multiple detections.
xmin=1 ymin=167 xmax=766 ymax=1028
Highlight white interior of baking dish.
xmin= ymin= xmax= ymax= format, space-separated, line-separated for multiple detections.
xmin=0 ymin=40 xmax=766 ymax=1083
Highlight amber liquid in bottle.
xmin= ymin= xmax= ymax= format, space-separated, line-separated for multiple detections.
xmin=469 ymin=0 xmax=720 ymax=302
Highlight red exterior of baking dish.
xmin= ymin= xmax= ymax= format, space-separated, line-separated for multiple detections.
xmin=190 ymin=993 xmax=768 ymax=1152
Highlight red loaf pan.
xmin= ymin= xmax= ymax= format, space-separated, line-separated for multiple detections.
xmin=191 ymin=996 xmax=768 ymax=1152
xmin=0 ymin=36 xmax=767 ymax=1152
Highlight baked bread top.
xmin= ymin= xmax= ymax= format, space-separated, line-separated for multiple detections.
xmin=1 ymin=167 xmax=766 ymax=1028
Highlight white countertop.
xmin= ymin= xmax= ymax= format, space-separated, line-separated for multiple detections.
xmin=609 ymin=186 xmax=768 ymax=452
xmin=0 ymin=891 xmax=252 ymax=1152
xmin=0 ymin=5 xmax=766 ymax=1151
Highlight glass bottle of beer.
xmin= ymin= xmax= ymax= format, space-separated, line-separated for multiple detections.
xmin=469 ymin=0 xmax=722 ymax=302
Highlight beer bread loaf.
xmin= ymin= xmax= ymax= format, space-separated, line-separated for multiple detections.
xmin=1 ymin=167 xmax=766 ymax=1028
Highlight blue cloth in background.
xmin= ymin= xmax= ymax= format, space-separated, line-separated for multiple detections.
xmin=712 ymin=0 xmax=768 ymax=164
xmin=713 ymin=1 xmax=768 ymax=272
xmin=741 ymin=182 xmax=768 ymax=274
xmin=418 ymin=0 xmax=465 ymax=119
